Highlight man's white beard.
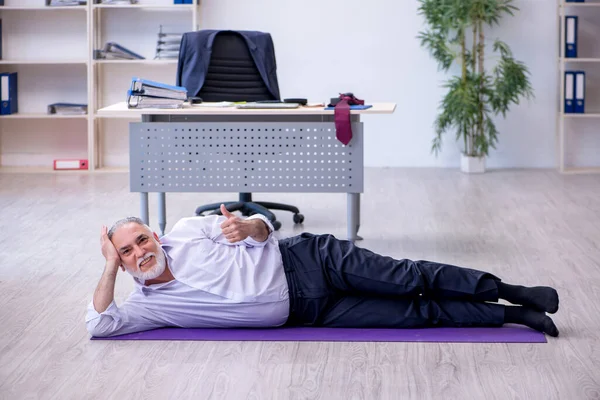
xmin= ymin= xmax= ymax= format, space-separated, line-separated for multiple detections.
xmin=127 ymin=250 xmax=167 ymax=282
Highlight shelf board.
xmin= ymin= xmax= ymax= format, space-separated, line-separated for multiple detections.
xmin=561 ymin=2 xmax=600 ymax=6
xmin=93 ymin=4 xmax=194 ymax=10
xmin=0 ymin=60 xmax=87 ymax=65
xmin=0 ymin=113 xmax=88 ymax=119
xmin=563 ymin=113 xmax=600 ymax=118
xmin=562 ymin=57 xmax=600 ymax=62
xmin=94 ymin=59 xmax=177 ymax=65
xmin=562 ymin=167 xmax=600 ymax=174
xmin=0 ymin=6 xmax=87 ymax=10
xmin=0 ymin=166 xmax=89 ymax=174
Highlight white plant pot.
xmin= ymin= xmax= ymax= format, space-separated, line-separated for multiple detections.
xmin=460 ymin=154 xmax=486 ymax=173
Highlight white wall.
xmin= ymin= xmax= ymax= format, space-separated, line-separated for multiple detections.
xmin=198 ymin=0 xmax=565 ymax=168
xmin=2 ymin=0 xmax=598 ymax=169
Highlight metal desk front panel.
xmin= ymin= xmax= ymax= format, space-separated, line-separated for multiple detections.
xmin=129 ymin=122 xmax=364 ymax=194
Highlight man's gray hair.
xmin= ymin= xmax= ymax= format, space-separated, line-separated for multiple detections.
xmin=107 ymin=217 xmax=150 ymax=240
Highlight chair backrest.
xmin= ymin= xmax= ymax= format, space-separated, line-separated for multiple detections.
xmin=197 ymin=31 xmax=276 ymax=102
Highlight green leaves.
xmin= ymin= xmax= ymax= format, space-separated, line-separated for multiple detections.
xmin=418 ymin=0 xmax=532 ymax=157
xmin=491 ymin=39 xmax=534 ymax=117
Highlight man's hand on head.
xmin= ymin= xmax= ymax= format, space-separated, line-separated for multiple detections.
xmin=101 ymin=225 xmax=124 ymax=272
xmin=219 ymin=204 xmax=269 ymax=243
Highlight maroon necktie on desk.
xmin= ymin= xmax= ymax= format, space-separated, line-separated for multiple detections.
xmin=334 ymin=94 xmax=364 ymax=145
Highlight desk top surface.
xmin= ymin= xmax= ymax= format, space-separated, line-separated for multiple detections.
xmin=97 ymin=102 xmax=396 ymax=117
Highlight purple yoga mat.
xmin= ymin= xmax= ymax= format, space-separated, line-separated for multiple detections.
xmin=91 ymin=325 xmax=546 ymax=343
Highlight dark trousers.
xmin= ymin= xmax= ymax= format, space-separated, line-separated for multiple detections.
xmin=278 ymin=233 xmax=505 ymax=328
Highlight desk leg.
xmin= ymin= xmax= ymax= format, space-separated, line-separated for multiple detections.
xmin=158 ymin=192 xmax=166 ymax=236
xmin=140 ymin=193 xmax=149 ymax=225
xmin=347 ymin=193 xmax=362 ymax=241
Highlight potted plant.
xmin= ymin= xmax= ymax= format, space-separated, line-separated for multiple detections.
xmin=417 ymin=0 xmax=534 ymax=173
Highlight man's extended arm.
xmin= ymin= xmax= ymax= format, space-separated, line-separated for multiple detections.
xmin=93 ymin=261 xmax=119 ymax=313
xmin=247 ymin=217 xmax=270 ymax=242
xmin=94 ymin=225 xmax=122 ymax=313
xmin=219 ymin=204 xmax=273 ymax=244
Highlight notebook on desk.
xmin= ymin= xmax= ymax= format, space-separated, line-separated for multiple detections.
xmin=324 ymin=105 xmax=373 ymax=110
xmin=235 ymin=102 xmax=300 ymax=109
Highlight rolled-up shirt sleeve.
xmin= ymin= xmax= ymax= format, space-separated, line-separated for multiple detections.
xmin=243 ymin=214 xmax=275 ymax=247
xmin=85 ymin=298 xmax=162 ymax=338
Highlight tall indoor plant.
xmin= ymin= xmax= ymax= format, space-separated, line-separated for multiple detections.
xmin=417 ymin=0 xmax=534 ymax=173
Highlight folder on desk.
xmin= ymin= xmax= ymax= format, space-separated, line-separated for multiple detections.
xmin=127 ymin=90 xmax=185 ymax=109
xmin=324 ymin=105 xmax=373 ymax=110
xmin=564 ymin=71 xmax=575 ymax=113
xmin=0 ymin=72 xmax=18 ymax=115
xmin=130 ymin=77 xmax=187 ymax=100
xmin=565 ymin=16 xmax=578 ymax=58
xmin=575 ymin=71 xmax=585 ymax=113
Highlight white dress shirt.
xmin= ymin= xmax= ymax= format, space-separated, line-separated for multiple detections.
xmin=86 ymin=214 xmax=290 ymax=337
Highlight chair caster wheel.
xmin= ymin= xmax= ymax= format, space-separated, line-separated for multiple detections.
xmin=293 ymin=213 xmax=304 ymax=224
xmin=272 ymin=220 xmax=282 ymax=231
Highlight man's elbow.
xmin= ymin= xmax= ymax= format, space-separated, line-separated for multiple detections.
xmin=86 ymin=320 xmax=116 ymax=338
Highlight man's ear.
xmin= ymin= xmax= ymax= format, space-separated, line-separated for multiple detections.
xmin=153 ymin=232 xmax=161 ymax=243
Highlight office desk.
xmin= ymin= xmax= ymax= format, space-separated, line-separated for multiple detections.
xmin=97 ymin=102 xmax=396 ymax=240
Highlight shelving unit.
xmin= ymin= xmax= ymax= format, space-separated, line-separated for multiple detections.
xmin=558 ymin=1 xmax=600 ymax=174
xmin=0 ymin=0 xmax=199 ymax=173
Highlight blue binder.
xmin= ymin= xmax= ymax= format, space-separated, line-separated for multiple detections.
xmin=575 ymin=71 xmax=585 ymax=113
xmin=565 ymin=16 xmax=578 ymax=58
xmin=564 ymin=71 xmax=575 ymax=113
xmin=130 ymin=77 xmax=186 ymax=93
xmin=0 ymin=72 xmax=17 ymax=115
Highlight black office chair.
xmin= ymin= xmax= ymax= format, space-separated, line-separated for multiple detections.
xmin=176 ymin=30 xmax=304 ymax=230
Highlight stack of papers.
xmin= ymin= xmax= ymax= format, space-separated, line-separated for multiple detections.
xmin=95 ymin=42 xmax=145 ymax=60
xmin=48 ymin=103 xmax=88 ymax=115
xmin=127 ymin=77 xmax=187 ymax=109
xmin=154 ymin=26 xmax=183 ymax=60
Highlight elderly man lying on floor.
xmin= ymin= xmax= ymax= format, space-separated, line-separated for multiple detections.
xmin=86 ymin=205 xmax=560 ymax=338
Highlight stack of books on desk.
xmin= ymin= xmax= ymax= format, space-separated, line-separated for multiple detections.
xmin=154 ymin=26 xmax=183 ymax=60
xmin=127 ymin=77 xmax=187 ymax=109
xmin=94 ymin=42 xmax=145 ymax=60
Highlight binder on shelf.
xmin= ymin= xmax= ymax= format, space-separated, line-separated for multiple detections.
xmin=174 ymin=0 xmax=183 ymax=3
xmin=54 ymin=159 xmax=88 ymax=170
xmin=95 ymin=42 xmax=144 ymax=60
xmin=0 ymin=19 xmax=3 ymax=60
xmin=48 ymin=103 xmax=88 ymax=115
xmin=564 ymin=71 xmax=575 ymax=113
xmin=0 ymin=72 xmax=18 ymax=115
xmin=46 ymin=0 xmax=87 ymax=6
xmin=565 ymin=16 xmax=578 ymax=58
xmin=575 ymin=70 xmax=585 ymax=114
xmin=95 ymin=0 xmax=138 ymax=4
xmin=182 ymin=0 xmax=194 ymax=3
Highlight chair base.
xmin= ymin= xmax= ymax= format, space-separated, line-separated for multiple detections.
xmin=194 ymin=193 xmax=304 ymax=231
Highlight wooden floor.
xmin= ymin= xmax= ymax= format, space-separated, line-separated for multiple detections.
xmin=0 ymin=168 xmax=599 ymax=399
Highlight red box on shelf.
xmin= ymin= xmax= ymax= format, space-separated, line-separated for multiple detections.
xmin=53 ymin=159 xmax=88 ymax=170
